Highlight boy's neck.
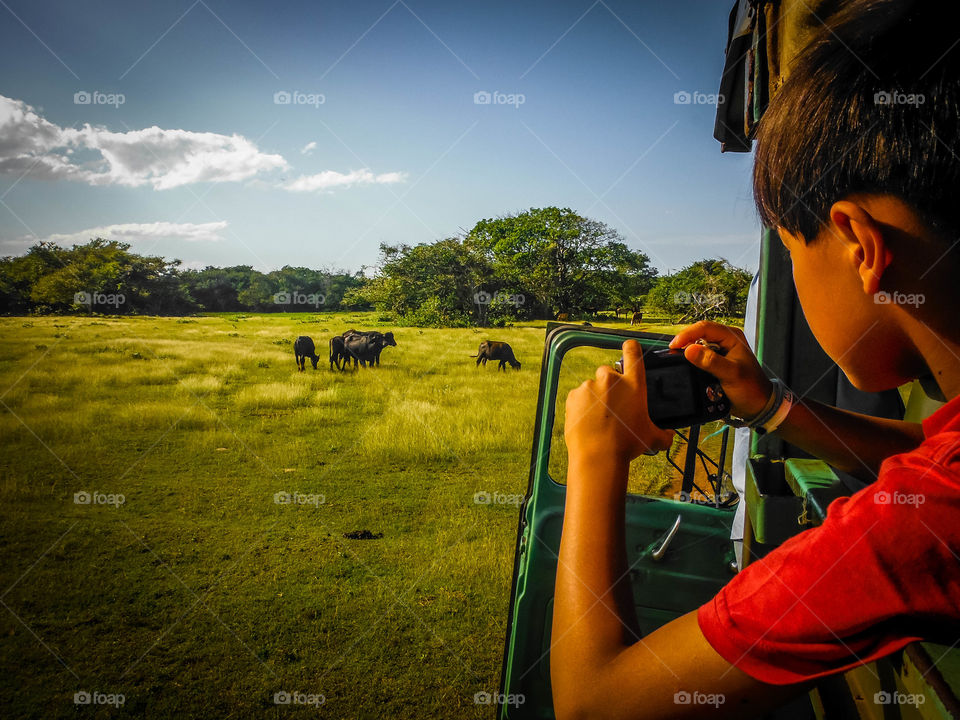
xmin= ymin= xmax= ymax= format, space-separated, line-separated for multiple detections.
xmin=908 ymin=319 xmax=960 ymax=402
xmin=919 ymin=373 xmax=947 ymax=403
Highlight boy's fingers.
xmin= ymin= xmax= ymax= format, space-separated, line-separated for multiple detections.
xmin=669 ymin=321 xmax=742 ymax=351
xmin=641 ymin=427 xmax=675 ymax=455
xmin=683 ymin=342 xmax=737 ymax=381
xmin=621 ymin=340 xmax=644 ymax=382
xmin=669 ymin=321 xmax=715 ymax=347
xmin=655 ymin=428 xmax=675 ymax=451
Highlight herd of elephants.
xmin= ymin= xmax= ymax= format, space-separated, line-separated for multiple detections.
xmin=292 ymin=330 xmax=522 ymax=372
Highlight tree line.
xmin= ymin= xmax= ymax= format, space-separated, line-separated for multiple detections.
xmin=0 ymin=207 xmax=752 ymax=324
xmin=0 ymin=238 xmax=364 ymax=315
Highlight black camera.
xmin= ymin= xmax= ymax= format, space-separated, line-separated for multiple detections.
xmin=614 ymin=346 xmax=730 ymax=429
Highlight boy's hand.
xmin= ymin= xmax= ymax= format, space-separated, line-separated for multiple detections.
xmin=565 ymin=340 xmax=675 ymax=465
xmin=669 ymin=321 xmax=773 ymax=419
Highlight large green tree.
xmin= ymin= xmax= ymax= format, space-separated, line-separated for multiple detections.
xmin=466 ymin=207 xmax=656 ymax=317
xmin=179 ymin=266 xmax=259 ymax=312
xmin=18 ymin=238 xmax=190 ymax=314
xmin=647 ymin=259 xmax=752 ymax=321
xmin=342 ymin=238 xmax=492 ymax=325
xmin=0 ymin=243 xmax=69 ymax=313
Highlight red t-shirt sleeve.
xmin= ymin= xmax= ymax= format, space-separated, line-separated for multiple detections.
xmin=697 ymin=440 xmax=960 ymax=685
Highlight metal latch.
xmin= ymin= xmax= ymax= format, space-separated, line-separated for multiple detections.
xmin=650 ymin=515 xmax=682 ymax=561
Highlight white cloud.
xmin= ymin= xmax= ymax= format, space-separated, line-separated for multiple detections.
xmin=0 ymin=95 xmax=286 ymax=189
xmin=80 ymin=126 xmax=288 ymax=190
xmin=2 ymin=222 xmax=229 ymax=253
xmin=283 ymin=168 xmax=408 ymax=193
xmin=0 ymin=95 xmax=406 ymax=194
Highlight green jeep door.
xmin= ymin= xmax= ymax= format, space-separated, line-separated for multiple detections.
xmin=498 ymin=324 xmax=739 ymax=719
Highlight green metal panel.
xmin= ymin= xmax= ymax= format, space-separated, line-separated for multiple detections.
xmin=745 ymin=457 xmax=805 ymax=545
xmin=498 ymin=325 xmax=738 ymax=719
xmin=784 ymin=459 xmax=847 ymax=524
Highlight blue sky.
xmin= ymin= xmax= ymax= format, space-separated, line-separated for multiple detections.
xmin=0 ymin=0 xmax=760 ymax=275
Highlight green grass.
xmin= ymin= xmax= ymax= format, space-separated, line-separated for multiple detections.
xmin=0 ymin=312 xmax=698 ymax=719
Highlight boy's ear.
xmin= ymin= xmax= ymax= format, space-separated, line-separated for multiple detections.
xmin=828 ymin=200 xmax=894 ymax=295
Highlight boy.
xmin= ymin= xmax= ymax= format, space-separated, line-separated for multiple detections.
xmin=551 ymin=1 xmax=960 ymax=718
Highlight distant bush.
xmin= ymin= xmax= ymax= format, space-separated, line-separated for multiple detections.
xmin=395 ymin=297 xmax=471 ymax=328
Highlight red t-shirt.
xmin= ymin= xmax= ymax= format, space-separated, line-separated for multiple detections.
xmin=697 ymin=393 xmax=960 ymax=685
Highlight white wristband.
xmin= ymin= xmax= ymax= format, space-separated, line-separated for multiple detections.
xmin=757 ymin=385 xmax=796 ymax=435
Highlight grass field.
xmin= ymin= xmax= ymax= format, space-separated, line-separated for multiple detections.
xmin=0 ymin=311 xmax=709 ymax=719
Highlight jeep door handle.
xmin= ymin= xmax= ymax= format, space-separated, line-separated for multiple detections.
xmin=651 ymin=515 xmax=682 ymax=561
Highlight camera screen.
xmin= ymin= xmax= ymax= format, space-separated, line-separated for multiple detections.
xmin=646 ymin=366 xmax=697 ymax=420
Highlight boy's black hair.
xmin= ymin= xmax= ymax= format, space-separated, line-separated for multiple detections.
xmin=753 ymin=0 xmax=960 ymax=243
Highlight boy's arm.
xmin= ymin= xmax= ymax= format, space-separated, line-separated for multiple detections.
xmin=769 ymin=397 xmax=924 ymax=480
xmin=553 ymin=341 xmax=810 ymax=719
xmin=670 ymin=321 xmax=923 ymax=481
xmin=554 ymin=455 xmax=810 ymax=720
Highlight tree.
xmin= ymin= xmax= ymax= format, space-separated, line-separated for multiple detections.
xmin=344 ymin=239 xmax=493 ymax=326
xmin=179 ymin=266 xmax=257 ymax=312
xmin=0 ymin=243 xmax=69 ymax=313
xmin=647 ymin=259 xmax=752 ymax=321
xmin=236 ymin=272 xmax=278 ymax=311
xmin=466 ymin=207 xmax=656 ymax=318
xmin=22 ymin=238 xmax=192 ymax=314
xmin=266 ymin=266 xmax=364 ymax=312
xmin=590 ymin=240 xmax=659 ymax=312
xmin=0 ymin=211 xmax=664 ymax=322
xmin=0 ymin=242 xmax=363 ymax=315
